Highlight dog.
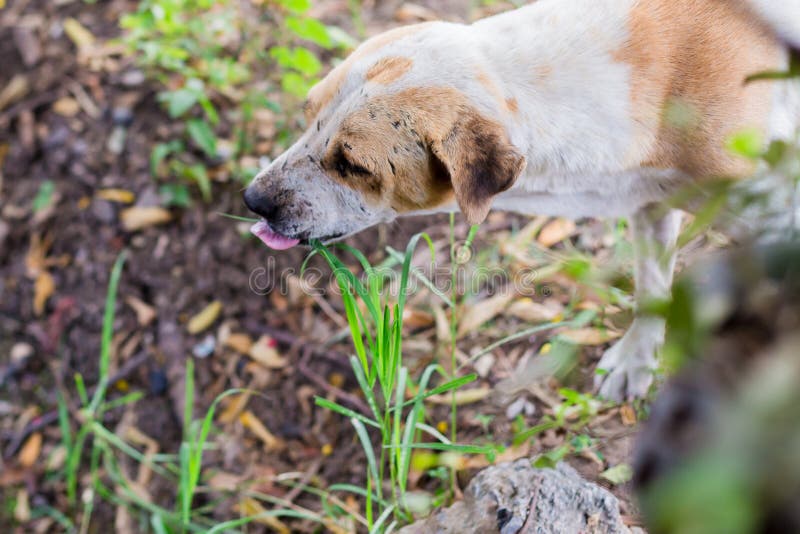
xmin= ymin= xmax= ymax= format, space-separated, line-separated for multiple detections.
xmin=244 ymin=0 xmax=800 ymax=400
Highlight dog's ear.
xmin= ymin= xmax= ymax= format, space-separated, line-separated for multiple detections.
xmin=430 ymin=113 xmax=525 ymax=225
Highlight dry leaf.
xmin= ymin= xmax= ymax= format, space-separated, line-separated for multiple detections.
xmin=125 ymin=296 xmax=156 ymax=327
xmin=218 ymin=391 xmax=252 ymax=424
xmin=507 ymin=298 xmax=561 ymax=323
xmin=186 ymin=301 xmax=222 ymax=334
xmin=248 ymin=335 xmax=288 ymax=368
xmin=33 ymin=271 xmax=54 ymax=316
xmin=538 ymin=218 xmax=577 ymax=248
xmin=457 ymin=292 xmax=514 ymax=337
xmin=395 ymin=2 xmax=438 ymax=22
xmin=237 ymin=498 xmax=290 ymax=534
xmin=63 ymin=17 xmax=95 ymax=49
xmin=0 ymin=74 xmax=29 ymax=111
xmin=14 ymin=489 xmax=30 ymax=523
xmin=620 ymin=404 xmax=637 ymax=426
xmin=402 ymin=308 xmax=434 ymax=329
xmin=560 ymin=328 xmax=619 ymax=346
xmin=240 ymin=410 xmax=284 ymax=451
xmin=120 ymin=207 xmax=171 ymax=231
xmin=224 ymin=333 xmax=253 ymax=354
xmin=208 ymin=471 xmax=244 ymax=491
xmin=426 ymin=386 xmax=491 ymax=406
xmin=46 ymin=445 xmax=68 ymax=471
xmin=18 ymin=432 xmax=42 ymax=467
xmin=97 ymin=188 xmax=135 ymax=204
xmin=53 ymin=97 xmax=80 ymax=117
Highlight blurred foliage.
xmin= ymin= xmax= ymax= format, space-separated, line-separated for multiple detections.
xmin=120 ymin=0 xmax=355 ymax=198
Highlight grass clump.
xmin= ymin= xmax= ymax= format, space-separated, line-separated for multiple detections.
xmin=310 ymin=234 xmax=499 ymax=531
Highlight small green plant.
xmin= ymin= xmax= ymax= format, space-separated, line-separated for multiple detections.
xmin=310 ymin=235 xmax=498 ymax=531
xmin=121 ymin=0 xmax=350 ymax=199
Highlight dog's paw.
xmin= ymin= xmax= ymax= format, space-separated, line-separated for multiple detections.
xmin=594 ymin=318 xmax=664 ymax=402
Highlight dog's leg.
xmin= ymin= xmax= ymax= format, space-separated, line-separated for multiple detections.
xmin=595 ymin=204 xmax=683 ymax=401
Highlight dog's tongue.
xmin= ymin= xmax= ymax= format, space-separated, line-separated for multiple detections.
xmin=250 ymin=221 xmax=300 ymax=250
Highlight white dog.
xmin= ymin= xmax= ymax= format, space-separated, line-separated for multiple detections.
xmin=245 ymin=0 xmax=800 ymax=400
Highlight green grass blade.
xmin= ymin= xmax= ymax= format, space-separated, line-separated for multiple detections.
xmin=369 ymin=504 xmax=396 ymax=534
xmin=89 ymin=251 xmax=127 ymax=414
xmin=352 ymin=418 xmax=380 ymax=498
xmin=315 ymin=397 xmax=380 ymax=428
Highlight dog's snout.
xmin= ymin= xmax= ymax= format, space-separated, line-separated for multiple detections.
xmin=243 ymin=186 xmax=278 ymax=221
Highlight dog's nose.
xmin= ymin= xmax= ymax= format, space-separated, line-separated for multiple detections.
xmin=243 ymin=186 xmax=278 ymax=221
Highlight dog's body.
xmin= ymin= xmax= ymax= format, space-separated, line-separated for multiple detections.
xmin=245 ymin=0 xmax=800 ymax=400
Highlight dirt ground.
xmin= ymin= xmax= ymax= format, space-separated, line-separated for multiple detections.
xmin=1 ymin=0 xmax=646 ymax=531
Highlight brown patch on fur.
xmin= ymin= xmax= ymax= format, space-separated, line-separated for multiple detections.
xmin=533 ymin=63 xmax=553 ymax=81
xmin=505 ymin=97 xmax=519 ymax=114
xmin=365 ymin=56 xmax=413 ymax=85
xmin=305 ymin=23 xmax=434 ymax=123
xmin=477 ymin=70 xmax=519 ymax=115
xmin=614 ymin=0 xmax=783 ymax=178
xmin=321 ymin=87 xmax=525 ymax=223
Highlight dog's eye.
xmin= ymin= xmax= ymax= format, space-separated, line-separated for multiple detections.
xmin=333 ymin=150 xmax=372 ymax=177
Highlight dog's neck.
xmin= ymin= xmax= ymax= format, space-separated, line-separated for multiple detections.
xmin=464 ymin=0 xmax=641 ymax=179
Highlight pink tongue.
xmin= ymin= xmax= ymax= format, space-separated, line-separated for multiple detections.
xmin=250 ymin=221 xmax=300 ymax=250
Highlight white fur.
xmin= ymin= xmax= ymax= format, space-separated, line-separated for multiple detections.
xmin=741 ymin=0 xmax=800 ymax=47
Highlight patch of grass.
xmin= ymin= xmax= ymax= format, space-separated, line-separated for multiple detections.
xmin=310 ymin=235 xmax=499 ymax=530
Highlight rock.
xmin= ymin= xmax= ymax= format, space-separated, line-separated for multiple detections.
xmin=400 ymin=461 xmax=629 ymax=534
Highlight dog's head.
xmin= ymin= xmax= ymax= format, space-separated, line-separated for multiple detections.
xmin=244 ymin=22 xmax=525 ymax=249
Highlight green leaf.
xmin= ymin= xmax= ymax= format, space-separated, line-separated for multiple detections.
xmin=186 ymin=119 xmax=217 ymax=158
xmin=726 ymin=128 xmax=764 ymax=159
xmin=160 ymin=89 xmax=198 ymax=118
xmin=32 ymin=180 xmax=56 ymax=212
xmin=600 ymin=463 xmax=634 ymax=485
xmin=159 ymin=183 xmax=191 ymax=208
xmin=149 ymin=140 xmax=183 ymax=177
xmin=286 ymin=17 xmax=332 ymax=48
xmin=279 ymin=0 xmax=311 ymax=13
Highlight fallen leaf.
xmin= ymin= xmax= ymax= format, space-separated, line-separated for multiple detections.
xmin=208 ymin=471 xmax=244 ymax=491
xmin=237 ymin=498 xmax=290 ymax=534
xmin=218 ymin=391 xmax=252 ymax=424
xmin=0 ymin=74 xmax=28 ymax=111
xmin=402 ymin=308 xmax=435 ymax=329
xmin=620 ymin=404 xmax=638 ymax=426
xmin=120 ymin=207 xmax=171 ymax=231
xmin=97 ymin=188 xmax=136 ymax=204
xmin=63 ymin=17 xmax=95 ymax=49
xmin=53 ymin=97 xmax=80 ymax=117
xmin=33 ymin=271 xmax=54 ymax=316
xmin=240 ymin=410 xmax=284 ymax=451
xmin=507 ymin=298 xmax=561 ymax=323
xmin=18 ymin=432 xmax=42 ymax=467
xmin=600 ymin=463 xmax=633 ymax=485
xmin=46 ymin=445 xmax=68 ymax=471
xmin=186 ymin=301 xmax=222 ymax=334
xmin=560 ymin=328 xmax=619 ymax=346
xmin=248 ymin=335 xmax=288 ymax=368
xmin=457 ymin=292 xmax=514 ymax=337
xmin=224 ymin=333 xmax=253 ymax=354
xmin=125 ymin=296 xmax=156 ymax=327
xmin=14 ymin=489 xmax=30 ymax=522
xmin=537 ymin=218 xmax=577 ymax=248
xmin=426 ymin=386 xmax=491 ymax=406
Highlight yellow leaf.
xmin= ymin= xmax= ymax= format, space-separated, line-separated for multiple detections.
xmin=33 ymin=271 xmax=54 ymax=316
xmin=560 ymin=328 xmax=619 ymax=346
xmin=18 ymin=432 xmax=42 ymax=467
xmin=223 ymin=333 xmax=253 ymax=354
xmin=237 ymin=498 xmax=290 ymax=534
xmin=537 ymin=218 xmax=576 ymax=248
xmin=186 ymin=301 xmax=222 ymax=334
xmin=120 ymin=207 xmax=171 ymax=231
xmin=97 ymin=188 xmax=136 ymax=204
xmin=620 ymin=404 xmax=638 ymax=426
xmin=321 ymin=443 xmax=333 ymax=456
xmin=239 ymin=410 xmax=284 ymax=451
xmin=218 ymin=391 xmax=251 ymax=424
xmin=63 ymin=17 xmax=95 ymax=49
xmin=53 ymin=97 xmax=80 ymax=117
xmin=248 ymin=335 xmax=288 ymax=368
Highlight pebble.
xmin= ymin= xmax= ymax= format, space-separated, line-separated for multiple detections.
xmin=10 ymin=342 xmax=34 ymax=365
xmin=120 ymin=69 xmax=145 ymax=87
xmin=106 ymin=126 xmax=127 ymax=155
xmin=505 ymin=396 xmax=536 ymax=420
xmin=192 ymin=334 xmax=216 ymax=359
xmin=148 ymin=368 xmax=168 ymax=396
xmin=90 ymin=199 xmax=115 ymax=223
xmin=111 ymin=107 xmax=134 ymax=127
